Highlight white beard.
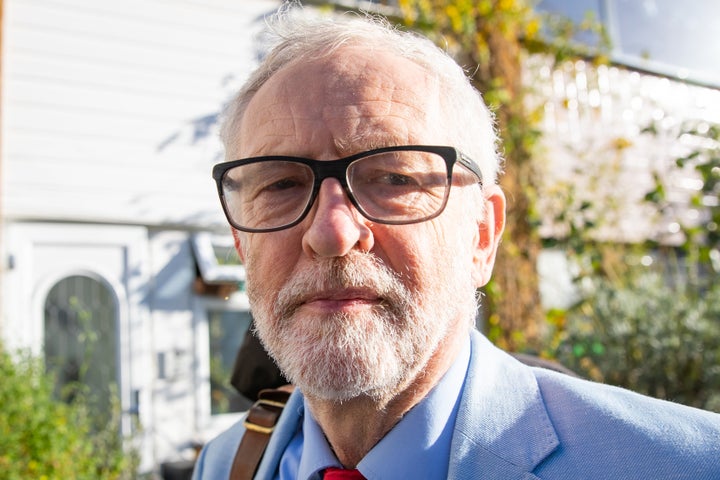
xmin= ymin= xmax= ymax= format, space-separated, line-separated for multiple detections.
xmin=248 ymin=248 xmax=478 ymax=403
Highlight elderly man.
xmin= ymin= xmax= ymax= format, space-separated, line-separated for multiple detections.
xmin=193 ymin=9 xmax=720 ymax=480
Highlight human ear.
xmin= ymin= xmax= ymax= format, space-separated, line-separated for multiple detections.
xmin=231 ymin=228 xmax=247 ymax=264
xmin=472 ymin=185 xmax=506 ymax=287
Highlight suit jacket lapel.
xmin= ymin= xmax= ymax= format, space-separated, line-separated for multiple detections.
xmin=448 ymin=331 xmax=559 ymax=480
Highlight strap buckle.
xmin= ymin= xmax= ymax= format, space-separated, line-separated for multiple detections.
xmin=242 ymin=389 xmax=292 ymax=435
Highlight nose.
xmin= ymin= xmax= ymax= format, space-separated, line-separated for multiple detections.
xmin=302 ymin=178 xmax=374 ymax=258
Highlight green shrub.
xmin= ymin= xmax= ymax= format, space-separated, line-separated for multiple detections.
xmin=0 ymin=344 xmax=138 ymax=479
xmin=553 ymin=272 xmax=720 ymax=413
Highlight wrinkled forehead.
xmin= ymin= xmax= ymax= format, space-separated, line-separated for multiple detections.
xmin=235 ymin=46 xmax=446 ymax=158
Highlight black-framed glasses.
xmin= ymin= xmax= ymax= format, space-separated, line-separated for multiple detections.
xmin=212 ymin=145 xmax=483 ymax=233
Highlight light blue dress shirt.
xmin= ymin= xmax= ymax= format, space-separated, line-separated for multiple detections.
xmin=274 ymin=341 xmax=471 ymax=480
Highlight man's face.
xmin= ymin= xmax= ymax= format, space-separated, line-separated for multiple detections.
xmin=230 ymin=47 xmax=503 ymax=402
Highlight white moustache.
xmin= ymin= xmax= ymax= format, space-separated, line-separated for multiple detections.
xmin=274 ymin=251 xmax=412 ymax=321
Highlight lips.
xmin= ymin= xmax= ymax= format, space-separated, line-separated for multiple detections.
xmin=306 ymin=287 xmax=380 ymax=302
xmin=300 ymin=288 xmax=383 ymax=311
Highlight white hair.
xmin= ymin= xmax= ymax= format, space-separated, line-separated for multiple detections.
xmin=220 ymin=5 xmax=502 ymax=184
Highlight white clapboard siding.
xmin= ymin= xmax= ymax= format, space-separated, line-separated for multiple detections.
xmin=2 ymin=0 xmax=280 ymax=228
xmin=7 ymin=0 xmax=719 ymax=239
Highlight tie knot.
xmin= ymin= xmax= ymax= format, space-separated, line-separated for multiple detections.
xmin=322 ymin=467 xmax=366 ymax=479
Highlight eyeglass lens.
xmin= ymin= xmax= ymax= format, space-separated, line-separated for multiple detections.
xmin=220 ymin=150 xmax=451 ymax=231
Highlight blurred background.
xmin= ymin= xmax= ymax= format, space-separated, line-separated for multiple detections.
xmin=1 ymin=0 xmax=718 ymax=477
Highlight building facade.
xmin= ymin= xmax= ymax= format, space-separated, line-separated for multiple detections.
xmin=1 ymin=0 xmax=278 ymax=472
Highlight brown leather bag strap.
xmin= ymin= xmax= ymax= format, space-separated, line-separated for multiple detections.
xmin=229 ymin=387 xmax=293 ymax=480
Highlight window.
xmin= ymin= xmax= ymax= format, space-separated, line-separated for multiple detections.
xmin=44 ymin=275 xmax=119 ymax=427
xmin=208 ymin=309 xmax=252 ymax=414
xmin=192 ymin=232 xmax=245 ymax=285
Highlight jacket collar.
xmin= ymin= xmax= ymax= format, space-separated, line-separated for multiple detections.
xmin=448 ymin=331 xmax=559 ymax=479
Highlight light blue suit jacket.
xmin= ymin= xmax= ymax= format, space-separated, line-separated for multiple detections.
xmin=193 ymin=330 xmax=720 ymax=479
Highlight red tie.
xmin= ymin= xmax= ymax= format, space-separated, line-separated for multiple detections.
xmin=322 ymin=467 xmax=366 ymax=479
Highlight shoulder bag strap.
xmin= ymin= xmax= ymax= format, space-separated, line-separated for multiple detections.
xmin=229 ymin=387 xmax=293 ymax=480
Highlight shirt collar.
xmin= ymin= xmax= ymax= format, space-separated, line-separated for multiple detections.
xmin=296 ymin=403 xmax=341 ymax=479
xmin=297 ymin=338 xmax=471 ymax=480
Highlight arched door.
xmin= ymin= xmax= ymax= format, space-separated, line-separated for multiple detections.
xmin=4 ymin=222 xmax=152 ymax=467
xmin=44 ymin=274 xmax=119 ymax=427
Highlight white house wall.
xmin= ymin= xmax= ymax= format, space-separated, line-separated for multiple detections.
xmin=1 ymin=0 xmax=280 ymax=473
xmin=2 ymin=0 xmax=279 ymax=228
xmin=147 ymin=228 xmax=200 ymax=465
